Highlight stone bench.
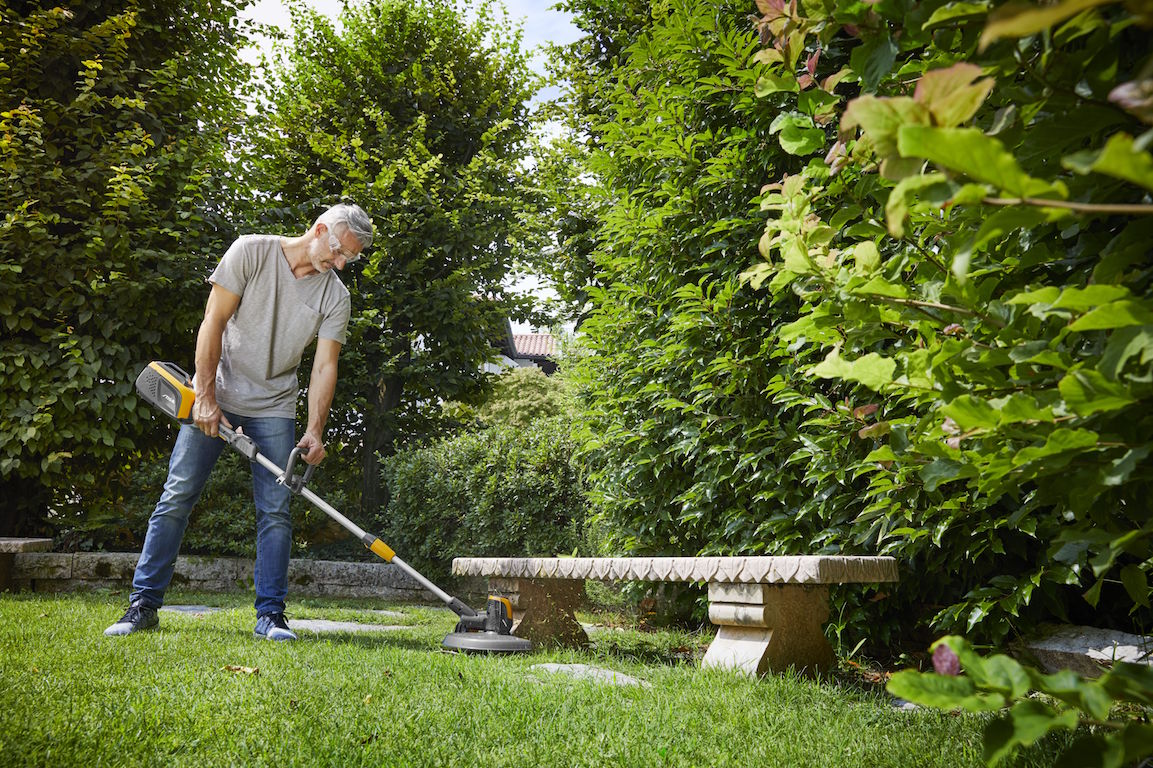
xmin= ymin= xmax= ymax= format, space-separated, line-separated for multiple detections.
xmin=0 ymin=538 xmax=54 ymax=591
xmin=452 ymin=556 xmax=898 ymax=677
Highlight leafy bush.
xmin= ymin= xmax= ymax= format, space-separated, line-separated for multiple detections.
xmin=94 ymin=438 xmax=363 ymax=560
xmin=375 ymin=416 xmax=589 ymax=583
xmin=0 ymin=0 xmax=253 ymax=536
xmin=888 ymin=636 xmax=1153 ymax=766
xmin=556 ymin=0 xmax=1153 ymax=648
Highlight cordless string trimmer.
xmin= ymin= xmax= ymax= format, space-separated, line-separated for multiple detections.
xmin=134 ymin=361 xmax=532 ymax=654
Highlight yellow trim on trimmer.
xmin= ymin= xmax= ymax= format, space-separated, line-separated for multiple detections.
xmin=149 ymin=361 xmax=195 ymax=421
xmin=489 ymin=595 xmax=513 ymax=618
xmin=369 ymin=539 xmax=395 ymax=562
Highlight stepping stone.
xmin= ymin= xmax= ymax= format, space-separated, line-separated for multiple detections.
xmin=367 ymin=610 xmax=405 ymax=618
xmin=161 ymin=605 xmax=223 ymax=616
xmin=531 ymin=663 xmax=650 ymax=688
xmin=289 ymin=619 xmax=408 ymax=634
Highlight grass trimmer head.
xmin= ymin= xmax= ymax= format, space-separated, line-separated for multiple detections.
xmin=134 ymin=360 xmax=533 ymax=655
xmin=441 ymin=596 xmax=532 ymax=654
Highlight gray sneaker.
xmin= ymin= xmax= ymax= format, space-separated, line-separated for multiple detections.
xmin=254 ymin=612 xmax=297 ymax=641
xmin=104 ymin=601 xmax=159 ymax=636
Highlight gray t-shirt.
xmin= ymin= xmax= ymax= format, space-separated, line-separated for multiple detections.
xmin=208 ymin=234 xmax=351 ymax=418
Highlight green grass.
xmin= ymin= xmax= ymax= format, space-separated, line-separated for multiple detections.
xmin=0 ymin=590 xmax=1064 ymax=767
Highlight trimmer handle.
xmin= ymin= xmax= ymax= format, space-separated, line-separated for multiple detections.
xmin=281 ymin=446 xmax=317 ymax=494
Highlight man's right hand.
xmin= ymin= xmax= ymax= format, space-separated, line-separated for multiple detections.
xmin=192 ymin=395 xmax=228 ymax=438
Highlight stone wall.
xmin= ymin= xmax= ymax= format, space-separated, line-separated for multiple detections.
xmin=8 ymin=551 xmax=469 ymax=602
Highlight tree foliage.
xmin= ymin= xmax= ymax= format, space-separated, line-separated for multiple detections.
xmin=244 ymin=0 xmax=544 ymax=515
xmin=558 ymin=0 xmax=1153 ymax=647
xmin=0 ymin=0 xmax=253 ymax=536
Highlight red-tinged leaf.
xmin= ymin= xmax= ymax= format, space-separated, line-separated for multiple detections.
xmin=914 ymin=63 xmax=995 ymax=127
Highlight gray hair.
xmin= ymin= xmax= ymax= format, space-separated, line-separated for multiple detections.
xmin=317 ymin=203 xmax=374 ymax=249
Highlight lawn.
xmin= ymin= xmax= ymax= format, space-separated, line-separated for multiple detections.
xmin=0 ymin=590 xmax=1066 ymax=767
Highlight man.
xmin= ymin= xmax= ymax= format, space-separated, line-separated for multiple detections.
xmin=105 ymin=203 xmax=374 ymax=641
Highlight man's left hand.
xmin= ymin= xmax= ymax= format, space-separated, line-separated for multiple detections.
xmin=297 ymin=431 xmax=326 ymax=465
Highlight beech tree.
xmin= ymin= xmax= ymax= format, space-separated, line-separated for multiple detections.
xmin=245 ymin=0 xmax=541 ymax=514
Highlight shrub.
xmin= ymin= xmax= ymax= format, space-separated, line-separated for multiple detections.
xmin=557 ymin=0 xmax=1153 ymax=650
xmin=376 ymin=416 xmax=589 ymax=583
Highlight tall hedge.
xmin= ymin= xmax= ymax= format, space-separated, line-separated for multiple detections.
xmin=0 ymin=0 xmax=252 ymax=537
xmin=560 ymin=0 xmax=1153 ymax=647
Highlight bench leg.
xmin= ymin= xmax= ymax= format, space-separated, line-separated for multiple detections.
xmin=489 ymin=577 xmax=588 ymax=648
xmin=702 ymin=583 xmax=835 ymax=677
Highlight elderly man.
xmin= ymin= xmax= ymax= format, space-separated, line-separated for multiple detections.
xmin=105 ymin=203 xmax=374 ymax=641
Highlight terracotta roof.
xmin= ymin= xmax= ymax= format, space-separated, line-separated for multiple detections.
xmin=512 ymin=333 xmax=556 ymax=358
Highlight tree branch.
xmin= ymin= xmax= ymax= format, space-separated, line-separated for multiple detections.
xmin=984 ymin=197 xmax=1153 ymax=216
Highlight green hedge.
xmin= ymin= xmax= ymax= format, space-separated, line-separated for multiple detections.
xmin=374 ymin=416 xmax=588 ymax=583
xmin=558 ymin=0 xmax=1153 ymax=649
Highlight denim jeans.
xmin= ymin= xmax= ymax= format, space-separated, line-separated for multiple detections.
xmin=130 ymin=411 xmax=296 ymax=616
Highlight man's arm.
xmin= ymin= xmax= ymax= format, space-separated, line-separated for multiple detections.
xmin=298 ymin=337 xmax=342 ymax=465
xmin=192 ymin=283 xmax=241 ymax=438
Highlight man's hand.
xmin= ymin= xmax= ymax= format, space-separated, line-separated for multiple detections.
xmin=192 ymin=395 xmax=230 ymax=438
xmin=297 ymin=430 xmax=326 ymax=465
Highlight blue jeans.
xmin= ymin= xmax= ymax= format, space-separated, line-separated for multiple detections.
xmin=130 ymin=412 xmax=296 ymax=616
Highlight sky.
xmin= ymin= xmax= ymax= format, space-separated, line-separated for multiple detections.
xmin=238 ymin=0 xmax=582 ymax=334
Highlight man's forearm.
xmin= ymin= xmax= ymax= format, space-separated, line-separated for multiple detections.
xmin=306 ymin=358 xmax=338 ymax=437
xmin=193 ymin=315 xmax=226 ymax=404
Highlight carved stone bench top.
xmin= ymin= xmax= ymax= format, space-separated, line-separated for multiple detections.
xmin=452 ymin=556 xmax=897 ymax=584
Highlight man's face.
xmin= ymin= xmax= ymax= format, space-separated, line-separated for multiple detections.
xmin=309 ymin=224 xmax=362 ymax=273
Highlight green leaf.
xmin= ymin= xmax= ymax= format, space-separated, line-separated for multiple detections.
xmin=941 ymin=395 xmax=1000 ymax=430
xmin=1100 ymin=326 xmax=1153 ymax=379
xmin=981 ymin=0 xmax=1121 ymax=49
xmin=924 ymin=1 xmax=993 ymax=30
xmin=850 ymin=35 xmax=898 ymax=92
xmin=779 ymin=122 xmax=826 ymax=156
xmin=1053 ymin=733 xmax=1122 ymax=768
xmin=1121 ymin=722 xmax=1153 ymax=762
xmin=755 ymin=72 xmax=799 ymax=96
xmin=1059 ymin=370 xmax=1136 ymax=416
xmin=1035 ymin=669 xmax=1113 ymax=720
xmin=1063 ymin=133 xmax=1153 ymax=192
xmin=1102 ymin=663 xmax=1153 ymax=706
xmin=1052 ymin=285 xmax=1131 ymax=311
xmin=855 ymin=275 xmax=909 ymax=298
xmin=1013 ymin=428 xmax=1099 ymax=467
xmin=810 ymin=348 xmax=896 ymax=391
xmin=994 ymin=393 xmax=1056 ymax=425
xmin=921 ymin=459 xmax=977 ymax=491
xmin=842 ymin=96 xmax=931 ymax=158
xmin=897 ymin=126 xmax=1065 ymax=199
xmin=983 ymin=700 xmax=1079 ymax=766
xmin=886 ymin=670 xmax=1007 ymax=712
xmin=884 ymin=172 xmax=948 ymax=237
xmin=1101 ymin=446 xmax=1151 ymax=487
xmin=1120 ymin=565 xmax=1150 ymax=608
xmin=852 ymin=241 xmax=881 ymax=274
xmin=1008 ymin=286 xmax=1061 ymax=306
xmin=1069 ymin=300 xmax=1153 ymax=331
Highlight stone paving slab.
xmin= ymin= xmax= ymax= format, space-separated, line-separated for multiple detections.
xmin=530 ymin=663 xmax=650 ymax=688
xmin=160 ymin=605 xmax=223 ymax=616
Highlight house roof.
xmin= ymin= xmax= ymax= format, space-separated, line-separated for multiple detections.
xmin=512 ymin=333 xmax=556 ymax=359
